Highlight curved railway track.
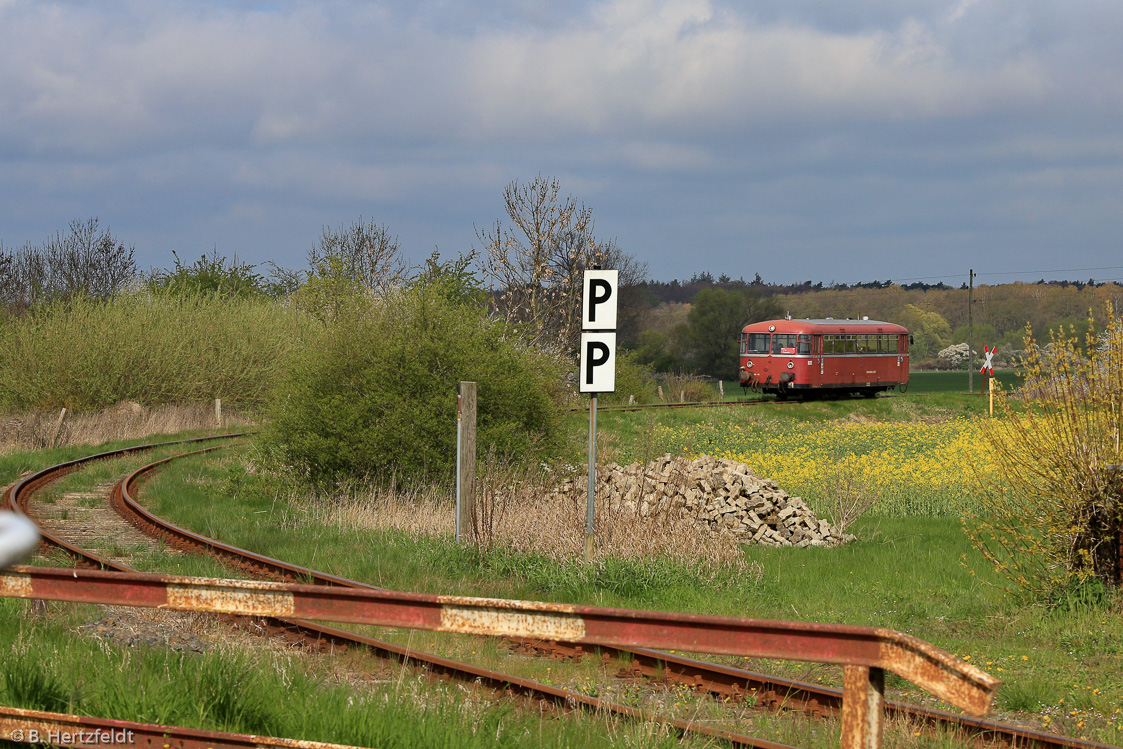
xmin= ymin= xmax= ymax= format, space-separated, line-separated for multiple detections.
xmin=5 ymin=438 xmax=1113 ymax=749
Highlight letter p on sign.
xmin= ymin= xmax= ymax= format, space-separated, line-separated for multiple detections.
xmin=580 ymin=332 xmax=616 ymax=393
xmin=582 ymin=270 xmax=618 ymax=330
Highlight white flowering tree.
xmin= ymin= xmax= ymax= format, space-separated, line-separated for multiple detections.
xmin=937 ymin=342 xmax=973 ymax=369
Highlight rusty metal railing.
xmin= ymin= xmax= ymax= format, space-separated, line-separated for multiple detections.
xmin=1 ymin=566 xmax=999 ymax=748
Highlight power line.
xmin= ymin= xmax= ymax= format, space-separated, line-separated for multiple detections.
xmin=889 ymin=266 xmax=1123 ymax=284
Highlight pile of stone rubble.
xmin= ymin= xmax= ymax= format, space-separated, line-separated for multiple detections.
xmin=560 ymin=454 xmax=854 ymax=547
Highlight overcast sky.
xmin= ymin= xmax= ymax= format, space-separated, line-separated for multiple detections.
xmin=2 ymin=0 xmax=1121 ymax=285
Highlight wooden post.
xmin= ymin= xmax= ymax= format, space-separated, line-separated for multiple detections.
xmin=988 ymin=376 xmax=994 ymax=417
xmin=968 ymin=268 xmax=975 ymax=395
xmin=627 ymin=394 xmax=634 ymax=405
xmin=215 ymin=398 xmax=222 ymax=428
xmin=719 ymin=380 xmax=724 ymax=399
xmin=657 ymin=385 xmax=664 ymax=402
xmin=679 ymin=389 xmax=685 ymax=403
xmin=50 ymin=408 xmax=67 ymax=448
xmin=457 ymin=382 xmax=477 ymax=542
xmin=840 ymin=665 xmax=884 ymax=749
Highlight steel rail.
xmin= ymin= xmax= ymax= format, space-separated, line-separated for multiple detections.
xmin=0 ymin=706 xmax=366 ymax=749
xmin=4 ymin=435 xmax=245 ymax=567
xmin=565 ymin=397 xmax=793 ymax=413
xmin=5 ymin=440 xmax=799 ymax=749
xmin=115 ymin=446 xmax=1110 ymax=749
xmin=564 ymin=392 xmax=916 ymax=414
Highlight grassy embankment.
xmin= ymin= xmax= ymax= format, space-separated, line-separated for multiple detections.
xmin=16 ymin=389 xmax=1115 ymax=746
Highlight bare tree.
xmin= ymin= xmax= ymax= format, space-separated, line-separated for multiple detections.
xmin=477 ymin=175 xmax=646 ymax=351
xmin=0 ymin=218 xmax=136 ymax=311
xmin=309 ymin=217 xmax=406 ymax=297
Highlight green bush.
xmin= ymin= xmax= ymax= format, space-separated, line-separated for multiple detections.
xmin=599 ymin=350 xmax=658 ymax=406
xmin=259 ymin=284 xmax=565 ymax=487
xmin=0 ymin=292 xmax=311 ymax=411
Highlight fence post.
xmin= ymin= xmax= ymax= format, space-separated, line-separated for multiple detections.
xmin=840 ymin=665 xmax=884 ymax=749
xmin=49 ymin=408 xmax=67 ymax=448
xmin=457 ymin=382 xmax=477 ymax=542
xmin=214 ymin=398 xmax=222 ymax=428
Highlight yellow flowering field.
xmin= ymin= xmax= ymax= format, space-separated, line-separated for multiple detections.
xmin=654 ymin=418 xmax=996 ymax=517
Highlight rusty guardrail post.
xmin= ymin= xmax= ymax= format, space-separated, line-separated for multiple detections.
xmin=841 ymin=665 xmax=884 ymax=749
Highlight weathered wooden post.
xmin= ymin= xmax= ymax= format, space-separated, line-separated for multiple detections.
xmin=49 ymin=408 xmax=67 ymax=448
xmin=215 ymin=398 xmax=222 ymax=428
xmin=456 ymin=381 xmax=477 ymax=543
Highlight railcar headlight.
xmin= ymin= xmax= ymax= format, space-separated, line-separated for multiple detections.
xmin=747 ymin=361 xmax=753 ymax=368
xmin=787 ymin=361 xmax=794 ymax=369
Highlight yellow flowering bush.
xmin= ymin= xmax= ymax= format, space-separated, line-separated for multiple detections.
xmin=963 ymin=303 xmax=1123 ymax=594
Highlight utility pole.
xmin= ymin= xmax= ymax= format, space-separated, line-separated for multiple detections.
xmin=968 ymin=269 xmax=975 ymax=394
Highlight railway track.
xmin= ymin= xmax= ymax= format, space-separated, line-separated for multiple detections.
xmin=5 ymin=438 xmax=1113 ymax=749
xmin=568 ymin=391 xmax=923 ymax=414
xmin=4 ymin=437 xmax=797 ymax=749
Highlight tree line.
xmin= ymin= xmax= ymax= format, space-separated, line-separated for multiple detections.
xmin=6 ymin=176 xmax=1121 ymax=380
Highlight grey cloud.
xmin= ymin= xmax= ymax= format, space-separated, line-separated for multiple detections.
xmin=0 ymin=0 xmax=1120 ymax=283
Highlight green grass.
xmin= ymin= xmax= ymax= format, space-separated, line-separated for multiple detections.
xmin=907 ymin=370 xmax=1021 ymax=393
xmin=0 ymin=597 xmax=675 ymax=748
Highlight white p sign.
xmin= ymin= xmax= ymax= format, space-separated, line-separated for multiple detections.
xmin=582 ymin=270 xmax=618 ymax=330
xmin=580 ymin=332 xmax=616 ymax=393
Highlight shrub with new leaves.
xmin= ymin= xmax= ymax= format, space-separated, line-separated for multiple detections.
xmin=962 ymin=304 xmax=1123 ymax=595
xmin=259 ymin=282 xmax=565 ymax=487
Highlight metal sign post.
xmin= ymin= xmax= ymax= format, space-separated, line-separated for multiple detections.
xmin=580 ymin=269 xmax=619 ymax=562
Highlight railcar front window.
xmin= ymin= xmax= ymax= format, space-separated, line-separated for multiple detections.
xmin=746 ymin=333 xmax=770 ymax=353
xmin=772 ymin=334 xmax=798 ymax=354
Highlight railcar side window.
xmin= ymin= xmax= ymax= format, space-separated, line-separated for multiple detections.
xmin=797 ymin=334 xmax=811 ymax=354
xmin=746 ymin=333 xmax=770 ymax=353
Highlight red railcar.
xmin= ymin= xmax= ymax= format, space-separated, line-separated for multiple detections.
xmin=738 ymin=318 xmax=910 ymax=398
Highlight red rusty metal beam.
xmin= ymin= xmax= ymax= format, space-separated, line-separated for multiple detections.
xmin=0 ymin=705 xmax=363 ymax=749
xmin=0 ymin=566 xmax=999 ymax=718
